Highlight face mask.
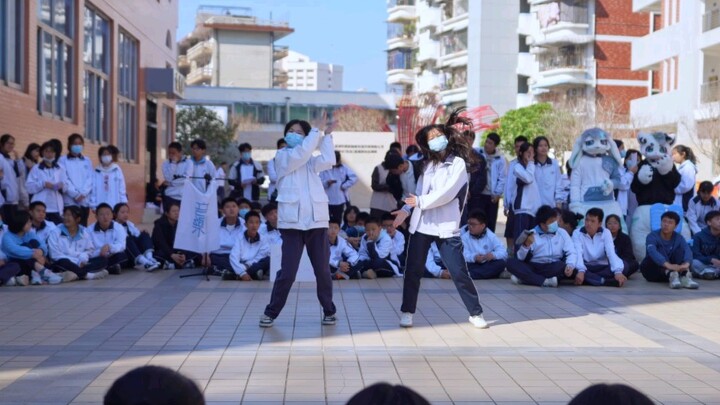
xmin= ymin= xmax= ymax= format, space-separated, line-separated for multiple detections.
xmin=428 ymin=135 xmax=448 ymax=152
xmin=547 ymin=221 xmax=559 ymax=234
xmin=239 ymin=208 xmax=250 ymax=219
xmin=620 ymin=150 xmax=627 ymax=158
xmin=284 ymin=133 xmax=304 ymax=148
xmin=43 ymin=157 xmax=54 ymax=164
xmin=241 ymin=152 xmax=252 ymax=161
xmin=355 ymin=225 xmax=365 ymax=234
xmin=70 ymin=145 xmax=83 ymax=155
xmin=101 ymin=155 xmax=113 ymax=165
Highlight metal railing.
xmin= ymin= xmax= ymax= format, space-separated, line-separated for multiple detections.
xmin=441 ymin=30 xmax=468 ymax=56
xmin=441 ymin=69 xmax=467 ymax=90
xmin=186 ymin=40 xmax=214 ymax=61
xmin=701 ymin=81 xmax=720 ymax=103
xmin=704 ymin=9 xmax=720 ymax=32
xmin=387 ymin=50 xmax=414 ymax=70
xmin=538 ymin=1 xmax=589 ymax=29
xmin=186 ymin=66 xmax=213 ymax=84
xmin=539 ymin=49 xmax=586 ymax=71
xmin=442 ymin=0 xmax=469 ymax=21
xmin=387 ymin=22 xmax=414 ymax=40
xmin=203 ymin=14 xmax=290 ymax=28
xmin=388 ymin=0 xmax=416 ymax=7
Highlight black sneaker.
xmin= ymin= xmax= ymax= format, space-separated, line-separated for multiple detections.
xmin=322 ymin=314 xmax=337 ymax=326
xmin=259 ymin=314 xmax=274 ymax=328
xmin=221 ymin=270 xmax=238 ymax=281
xmin=108 ymin=264 xmax=122 ymax=275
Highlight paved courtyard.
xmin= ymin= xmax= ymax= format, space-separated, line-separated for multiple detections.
xmin=0 ymin=269 xmax=719 ymax=405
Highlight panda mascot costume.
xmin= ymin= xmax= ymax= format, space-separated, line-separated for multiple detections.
xmin=630 ymin=132 xmax=690 ymax=261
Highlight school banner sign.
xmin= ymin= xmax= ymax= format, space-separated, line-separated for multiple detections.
xmin=174 ymin=180 xmax=221 ymax=254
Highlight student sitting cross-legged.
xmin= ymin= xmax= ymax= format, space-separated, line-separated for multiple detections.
xmin=113 ymin=203 xmax=161 ymax=271
xmin=506 ymin=205 xmax=577 ymax=288
xmin=2 ymin=210 xmax=63 ymax=285
xmin=381 ymin=212 xmax=406 ymax=269
xmin=604 ymin=214 xmax=639 ymax=278
xmin=328 ymin=219 xmax=362 ymax=280
xmin=424 ymin=242 xmax=451 ymax=279
xmin=686 ymin=181 xmax=719 ymax=236
xmin=47 ymin=206 xmax=109 ymax=281
xmin=0 ymin=213 xmax=24 ymax=286
xmin=259 ymin=203 xmax=282 ymax=246
xmin=691 ymin=210 xmax=720 ymax=280
xmin=87 ymin=203 xmax=128 ymax=275
xmin=29 ymin=201 xmax=58 ymax=246
xmin=640 ymin=211 xmax=698 ymax=289
xmin=357 ymin=216 xmax=400 ymax=279
xmin=210 ymin=198 xmax=245 ymax=275
xmin=461 ymin=209 xmax=508 ymax=280
xmin=224 ymin=211 xmax=270 ymax=281
xmin=571 ymin=208 xmax=628 ymax=287
xmin=151 ymin=202 xmax=200 ymax=269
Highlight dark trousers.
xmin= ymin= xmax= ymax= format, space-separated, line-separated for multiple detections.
xmin=103 ymin=252 xmax=128 ymax=268
xmin=357 ymin=258 xmax=396 ymax=278
xmin=328 ymin=204 xmax=345 ymax=224
xmin=401 ymin=232 xmax=483 ymax=316
xmin=156 ymin=249 xmax=200 ymax=267
xmin=8 ymin=240 xmax=44 ymax=276
xmin=124 ymin=232 xmax=153 ymax=266
xmin=477 ymin=194 xmax=499 ymax=232
xmin=46 ymin=212 xmax=62 ymax=225
xmin=370 ymin=208 xmax=390 ymax=219
xmin=622 ymin=259 xmax=640 ymax=278
xmin=2 ymin=204 xmax=18 ymax=222
xmin=640 ymin=258 xmax=687 ymax=282
xmin=582 ymin=264 xmax=615 ymax=286
xmin=264 ymin=228 xmax=336 ymax=319
xmin=504 ymin=210 xmax=515 ymax=238
xmin=210 ymin=253 xmax=232 ymax=271
xmin=53 ymin=257 xmax=108 ymax=279
xmin=467 ymin=259 xmax=507 ymax=280
xmin=330 ymin=261 xmax=363 ymax=279
xmin=506 ymin=258 xmax=566 ymax=286
xmin=512 ymin=213 xmax=534 ymax=249
xmin=0 ymin=262 xmax=21 ymax=284
xmin=245 ymin=257 xmax=270 ymax=280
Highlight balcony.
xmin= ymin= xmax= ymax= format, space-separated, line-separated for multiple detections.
xmin=416 ymin=30 xmax=440 ymax=63
xmin=539 ymin=47 xmax=585 ymax=72
xmin=632 ymin=0 xmax=661 ymax=13
xmin=387 ymin=22 xmax=415 ymax=50
xmin=186 ymin=39 xmax=214 ymax=65
xmin=532 ymin=1 xmax=592 ymax=47
xmin=273 ymin=45 xmax=289 ymax=60
xmin=186 ymin=66 xmax=213 ymax=85
xmin=417 ymin=2 xmax=441 ymax=30
xmin=387 ymin=69 xmax=416 ymax=86
xmin=701 ymin=81 xmax=720 ymax=103
xmin=439 ymin=86 xmax=468 ymax=105
xmin=705 ymin=9 xmax=720 ymax=33
xmin=632 ymin=24 xmax=681 ymax=71
xmin=533 ymin=50 xmax=592 ymax=90
xmin=440 ymin=0 xmax=469 ymax=32
xmin=178 ymin=55 xmax=189 ymax=69
xmin=518 ymin=13 xmax=537 ymax=38
xmin=273 ymin=69 xmax=288 ymax=87
xmin=630 ymin=91 xmax=683 ymax=128
xmin=387 ymin=0 xmax=416 ymax=23
xmin=438 ymin=30 xmax=468 ymax=67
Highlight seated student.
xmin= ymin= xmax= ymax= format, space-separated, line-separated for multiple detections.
xmin=640 ymin=211 xmax=698 ymax=289
xmin=424 ymin=242 xmax=450 ymax=279
xmin=88 ymin=203 xmax=128 ymax=275
xmin=357 ymin=217 xmax=400 ymax=279
xmin=29 ymin=201 xmax=57 ymax=245
xmin=259 ymin=203 xmax=282 ymax=246
xmin=113 ymin=203 xmax=161 ymax=271
xmin=571 ymin=208 xmax=627 ymax=287
xmin=691 ymin=210 xmax=720 ymax=280
xmin=0 ymin=214 xmax=24 ymax=286
xmin=1 ymin=210 xmax=62 ymax=285
xmin=151 ymin=202 xmax=200 ymax=269
xmin=341 ymin=205 xmax=362 ymax=248
xmin=604 ymin=214 xmax=639 ymax=278
xmin=250 ymin=201 xmax=262 ymax=215
xmin=235 ymin=198 xmax=251 ymax=226
xmin=557 ymin=208 xmax=583 ymax=236
xmin=48 ymin=206 xmax=110 ymax=281
xmin=381 ymin=213 xmax=406 ymax=268
xmin=328 ymin=219 xmax=361 ymax=280
xmin=210 ymin=198 xmax=245 ymax=274
xmin=687 ymin=181 xmax=719 ymax=235
xmin=224 ymin=211 xmax=270 ymax=281
xmin=461 ymin=210 xmax=508 ymax=280
xmin=506 ymin=205 xmax=577 ymax=287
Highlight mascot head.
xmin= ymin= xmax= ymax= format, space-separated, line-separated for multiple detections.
xmin=637 ymin=132 xmax=675 ymax=170
xmin=569 ymin=127 xmax=622 ymax=169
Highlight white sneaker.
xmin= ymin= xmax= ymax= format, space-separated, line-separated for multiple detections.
xmin=4 ymin=277 xmax=16 ymax=286
xmin=14 ymin=275 xmax=29 ymax=286
xmin=144 ymin=262 xmax=160 ymax=272
xmin=62 ymin=271 xmax=79 ymax=283
xmin=680 ymin=273 xmax=699 ymax=289
xmin=30 ymin=271 xmax=42 ymax=285
xmin=469 ymin=314 xmax=489 ymax=329
xmin=668 ymin=271 xmax=681 ymax=289
xmin=498 ymin=269 xmax=512 ymax=279
xmin=144 ymin=251 xmax=156 ymax=262
xmin=41 ymin=269 xmax=63 ymax=285
xmin=542 ymin=277 xmax=558 ymax=288
xmin=399 ymin=312 xmax=413 ymax=328
xmin=136 ymin=255 xmax=151 ymax=266
xmin=86 ymin=270 xmax=108 ymax=280
xmin=510 ymin=275 xmax=523 ymax=285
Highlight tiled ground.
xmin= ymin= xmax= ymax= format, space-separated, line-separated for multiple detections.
xmin=0 ymin=269 xmax=719 ymax=405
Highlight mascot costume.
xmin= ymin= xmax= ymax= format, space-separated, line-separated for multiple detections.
xmin=569 ymin=128 xmax=625 ymax=226
xmin=629 ymin=132 xmax=690 ymax=261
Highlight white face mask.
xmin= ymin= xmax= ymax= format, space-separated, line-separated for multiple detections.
xmin=101 ymin=155 xmax=113 ymax=165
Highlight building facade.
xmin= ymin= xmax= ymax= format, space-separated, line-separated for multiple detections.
xmin=0 ymin=0 xmax=181 ymax=220
xmin=177 ymin=6 xmax=293 ymax=89
xmin=278 ymin=50 xmax=344 ymax=91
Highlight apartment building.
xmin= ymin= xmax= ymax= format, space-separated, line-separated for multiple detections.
xmin=0 ymin=0 xmax=181 ymax=220
xmin=278 ymin=51 xmax=344 ymax=91
xmin=177 ymin=6 xmax=293 ymax=88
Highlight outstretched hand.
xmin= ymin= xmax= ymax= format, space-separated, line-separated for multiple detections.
xmin=391 ymin=209 xmax=408 ymax=229
xmin=404 ymin=194 xmax=417 ymax=208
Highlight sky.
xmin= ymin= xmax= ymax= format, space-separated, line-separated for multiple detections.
xmin=177 ymin=0 xmax=388 ymax=93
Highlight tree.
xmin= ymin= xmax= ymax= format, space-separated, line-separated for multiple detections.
xmin=176 ymin=105 xmax=238 ymax=163
xmin=495 ymin=103 xmax=552 ymax=153
xmin=681 ymin=106 xmax=720 ymax=176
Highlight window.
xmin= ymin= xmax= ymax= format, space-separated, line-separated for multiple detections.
xmin=83 ymin=6 xmax=109 ymax=143
xmin=37 ymin=0 xmax=74 ymax=118
xmin=118 ymin=30 xmax=138 ymax=162
xmin=163 ymin=105 xmax=174 ymax=145
xmin=1 ymin=0 xmax=24 ymax=86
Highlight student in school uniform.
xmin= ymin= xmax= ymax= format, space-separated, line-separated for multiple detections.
xmin=29 ymin=201 xmax=58 ymax=245
xmin=259 ymin=203 xmax=282 ymax=246
xmin=461 ymin=210 xmax=507 ymax=280
xmin=210 ymin=198 xmax=245 ymax=275
xmin=87 ymin=203 xmax=128 ymax=275
xmin=113 ymin=203 xmax=161 ymax=271
xmin=161 ymin=142 xmax=192 ymax=209
xmin=0 ymin=134 xmax=22 ymax=220
xmin=640 ymin=211 xmax=698 ymax=289
xmin=224 ymin=211 xmax=270 ymax=281
xmin=357 ymin=217 xmax=400 ymax=279
xmin=3 ymin=210 xmax=63 ymax=285
xmin=0 ymin=212 xmax=24 ymax=286
xmin=228 ymin=143 xmax=265 ymax=203
xmin=328 ymin=219 xmax=362 ymax=280
xmin=58 ymin=134 xmax=94 ymax=226
xmin=424 ymin=242 xmax=450 ymax=279
xmin=48 ymin=206 xmax=109 ymax=281
xmin=381 ymin=212 xmax=406 ymax=269
xmin=571 ymin=208 xmax=628 ymax=287
xmin=189 ymin=139 xmax=216 ymax=193
xmin=151 ymin=202 xmax=200 ymax=270
xmin=25 ymin=141 xmax=66 ymax=224
xmin=90 ymin=146 xmax=128 ymax=211
xmin=686 ymin=181 xmax=719 ymax=236
xmin=604 ymin=214 xmax=639 ymax=278
xmin=691 ymin=210 xmax=720 ymax=280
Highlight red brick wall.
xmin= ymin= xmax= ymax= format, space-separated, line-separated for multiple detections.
xmin=597 ymin=85 xmax=648 ymax=115
xmin=596 ymin=0 xmax=650 ymax=36
xmin=0 ymin=1 xmax=178 ymax=223
xmin=595 ymin=41 xmax=648 ymax=81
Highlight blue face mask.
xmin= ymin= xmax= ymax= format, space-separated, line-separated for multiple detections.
xmin=355 ymin=225 xmax=366 ymax=234
xmin=284 ymin=133 xmax=304 ymax=148
xmin=70 ymin=145 xmax=83 ymax=155
xmin=241 ymin=152 xmax=252 ymax=161
xmin=620 ymin=150 xmax=627 ymax=158
xmin=547 ymin=221 xmax=559 ymax=234
xmin=428 ymin=135 xmax=448 ymax=152
xmin=239 ymin=208 xmax=250 ymax=219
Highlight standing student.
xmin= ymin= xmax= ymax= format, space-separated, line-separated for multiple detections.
xmin=228 ymin=143 xmax=265 ymax=202
xmin=320 ymin=151 xmax=358 ymax=223
xmin=215 ymin=161 xmax=227 ymax=201
xmin=266 ymin=138 xmax=287 ymax=201
xmin=161 ymin=142 xmax=192 ymax=209
xmin=21 ymin=143 xmax=40 ymax=205
xmin=640 ymin=211 xmax=698 ymax=289
xmin=672 ymin=145 xmax=697 ymax=211
xmin=260 ymin=118 xmax=337 ymax=328
xmin=509 ymin=142 xmax=540 ymax=249
xmin=113 ymin=203 xmax=161 ymax=271
xmin=477 ymin=132 xmax=505 ymax=232
xmin=0 ymin=134 xmax=21 ymax=219
xmin=503 ymin=136 xmax=529 ymax=250
xmin=189 ymin=139 xmax=215 ymax=193
xmin=90 ymin=146 xmax=128 ymax=211
xmin=87 ymin=203 xmax=128 ymax=275
xmin=369 ymin=153 xmax=398 ymax=218
xmin=25 ymin=141 xmax=66 ymax=224
xmin=533 ymin=136 xmax=564 ymax=208
xmin=392 ymin=113 xmax=488 ymax=329
xmin=58 ymin=133 xmax=93 ymax=226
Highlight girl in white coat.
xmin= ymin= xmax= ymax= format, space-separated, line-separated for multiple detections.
xmin=90 ymin=146 xmax=128 ymax=210
xmin=26 ymin=141 xmax=66 ymax=224
xmin=392 ymin=111 xmax=488 ymax=329
xmin=672 ymin=145 xmax=697 ymax=212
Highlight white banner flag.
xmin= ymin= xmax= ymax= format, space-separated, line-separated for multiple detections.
xmin=174 ymin=179 xmax=221 ymax=253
